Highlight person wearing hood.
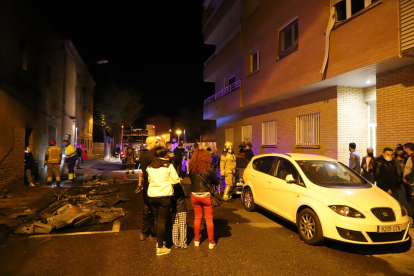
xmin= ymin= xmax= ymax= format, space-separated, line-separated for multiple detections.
xmin=373 ymin=147 xmax=399 ymax=195
xmin=147 ymin=146 xmax=180 ymax=256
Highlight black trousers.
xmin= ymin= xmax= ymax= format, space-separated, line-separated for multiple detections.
xmin=67 ymin=157 xmax=77 ymax=174
xmin=142 ymin=179 xmax=155 ymax=236
xmin=149 ymin=197 xmax=171 ymax=248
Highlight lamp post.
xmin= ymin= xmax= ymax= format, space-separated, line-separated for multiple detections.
xmin=176 ymin=130 xmax=181 ymax=145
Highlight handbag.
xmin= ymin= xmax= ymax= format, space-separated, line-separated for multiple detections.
xmin=201 ymin=178 xmax=223 ymax=207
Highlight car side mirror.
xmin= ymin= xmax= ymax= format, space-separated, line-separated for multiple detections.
xmin=285 ymin=174 xmax=296 ymax=184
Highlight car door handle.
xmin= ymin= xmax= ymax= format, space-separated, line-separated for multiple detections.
xmin=268 ymin=181 xmax=272 ymax=183
xmin=252 ymin=174 xmax=255 ymax=177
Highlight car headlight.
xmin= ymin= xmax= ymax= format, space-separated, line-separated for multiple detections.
xmin=329 ymin=205 xmax=365 ymax=218
xmin=400 ymin=204 xmax=407 ymax=217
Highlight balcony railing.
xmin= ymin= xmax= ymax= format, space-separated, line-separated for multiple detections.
xmin=204 ymin=25 xmax=241 ymax=67
xmin=204 ymin=79 xmax=241 ymax=105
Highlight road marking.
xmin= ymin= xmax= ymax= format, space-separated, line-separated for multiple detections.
xmin=29 ymin=220 xmax=121 ymax=238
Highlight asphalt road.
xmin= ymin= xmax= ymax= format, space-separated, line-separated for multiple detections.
xmin=1 ymin=161 xmax=413 ymax=276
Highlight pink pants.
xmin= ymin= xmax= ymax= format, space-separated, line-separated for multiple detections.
xmin=191 ymin=195 xmax=214 ymax=244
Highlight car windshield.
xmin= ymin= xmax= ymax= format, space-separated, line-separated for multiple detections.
xmin=296 ymin=160 xmax=369 ymax=187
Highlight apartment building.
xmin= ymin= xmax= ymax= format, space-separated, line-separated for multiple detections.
xmin=0 ymin=0 xmax=95 ymax=188
xmin=202 ymin=0 xmax=414 ymax=164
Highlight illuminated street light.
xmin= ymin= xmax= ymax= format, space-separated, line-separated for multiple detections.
xmin=176 ymin=130 xmax=182 ymax=145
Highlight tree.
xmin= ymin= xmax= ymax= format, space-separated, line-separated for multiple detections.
xmin=175 ymin=107 xmax=206 ymax=142
xmin=94 ymin=83 xmax=144 ymax=159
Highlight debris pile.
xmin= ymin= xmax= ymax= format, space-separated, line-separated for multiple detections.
xmin=9 ymin=176 xmax=130 ymax=235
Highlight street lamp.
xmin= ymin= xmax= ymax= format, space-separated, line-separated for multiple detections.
xmin=176 ymin=130 xmax=181 ymax=145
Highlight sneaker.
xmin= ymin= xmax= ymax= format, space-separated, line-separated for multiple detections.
xmin=140 ymin=233 xmax=149 ymax=241
xmin=194 ymin=241 xmax=200 ymax=247
xmin=29 ymin=183 xmax=35 ymax=187
xmin=209 ymin=243 xmax=216 ymax=249
xmin=156 ymin=246 xmax=171 ymax=256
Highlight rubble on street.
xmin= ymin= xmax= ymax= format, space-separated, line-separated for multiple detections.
xmin=0 ymin=174 xmax=130 ymax=235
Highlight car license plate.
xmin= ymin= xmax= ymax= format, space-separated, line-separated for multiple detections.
xmin=377 ymin=225 xmax=402 ymax=233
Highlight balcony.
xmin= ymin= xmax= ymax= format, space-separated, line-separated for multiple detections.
xmin=204 ymin=79 xmax=241 ymax=105
xmin=204 ymin=25 xmax=241 ymax=68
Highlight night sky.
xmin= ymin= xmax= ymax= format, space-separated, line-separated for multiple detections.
xmin=39 ymin=0 xmax=214 ymax=127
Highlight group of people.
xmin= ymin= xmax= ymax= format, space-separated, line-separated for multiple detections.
xmin=348 ymin=142 xmax=414 ymax=218
xmin=28 ymin=139 xmax=83 ymax=187
xmin=136 ymin=136 xmax=223 ymax=256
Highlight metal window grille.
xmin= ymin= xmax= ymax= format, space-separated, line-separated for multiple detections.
xmin=296 ymin=113 xmax=320 ymax=146
xmin=225 ymin=128 xmax=234 ymax=144
xmin=262 ymin=121 xmax=277 ymax=145
xmin=242 ymin=124 xmax=252 ymax=144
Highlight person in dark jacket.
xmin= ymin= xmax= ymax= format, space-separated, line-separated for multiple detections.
xmin=244 ymin=143 xmax=254 ymax=162
xmin=125 ymin=143 xmax=136 ymax=174
xmin=374 ymin=147 xmax=399 ymax=196
xmin=137 ymin=136 xmax=159 ymax=242
xmin=76 ymin=146 xmax=82 ymax=169
xmin=189 ymin=149 xmax=222 ymax=249
xmin=25 ymin=147 xmax=35 ymax=186
xmin=171 ymin=182 xmax=187 ymax=249
xmin=361 ymin=146 xmax=375 ymax=183
xmin=173 ymin=143 xmax=184 ymax=178
xmin=237 ymin=145 xmax=245 ymax=157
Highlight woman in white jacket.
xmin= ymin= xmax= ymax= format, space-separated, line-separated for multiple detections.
xmin=147 ymin=146 xmax=180 ymax=256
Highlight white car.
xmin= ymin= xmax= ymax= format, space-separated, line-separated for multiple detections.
xmin=242 ymin=153 xmax=410 ymax=245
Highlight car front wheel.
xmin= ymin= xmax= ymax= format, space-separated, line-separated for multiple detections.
xmin=242 ymin=187 xmax=255 ymax=212
xmin=297 ymin=208 xmax=324 ymax=245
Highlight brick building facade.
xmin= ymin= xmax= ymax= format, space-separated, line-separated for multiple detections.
xmin=203 ymin=0 xmax=414 ymax=165
xmin=0 ymin=1 xmax=95 ymax=189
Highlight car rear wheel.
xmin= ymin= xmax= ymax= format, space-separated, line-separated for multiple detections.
xmin=297 ymin=208 xmax=324 ymax=245
xmin=242 ymin=188 xmax=255 ymax=212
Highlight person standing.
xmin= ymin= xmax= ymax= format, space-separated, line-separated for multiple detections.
xmin=147 ymin=146 xmax=180 ymax=256
xmin=44 ymin=140 xmax=62 ymax=186
xmin=76 ymin=146 xmax=83 ymax=169
xmin=237 ymin=145 xmax=245 ymax=157
xmin=63 ymin=140 xmax=77 ymax=183
xmin=189 ymin=149 xmax=222 ymax=249
xmin=374 ymin=147 xmax=399 ymax=196
xmin=171 ymin=182 xmax=187 ymax=249
xmin=138 ymin=136 xmax=159 ymax=242
xmin=394 ymin=145 xmax=412 ymax=217
xmin=25 ymin=147 xmax=35 ymax=187
xmin=166 ymin=141 xmax=174 ymax=162
xmin=125 ymin=143 xmax=136 ymax=174
xmin=173 ymin=143 xmax=184 ymax=179
xmin=361 ymin=147 xmax=375 ymax=183
xmin=244 ymin=143 xmax=254 ymax=162
xmin=220 ymin=141 xmax=236 ymax=202
xmin=348 ymin=142 xmax=361 ymax=174
xmin=403 ymin=143 xmax=414 ymax=219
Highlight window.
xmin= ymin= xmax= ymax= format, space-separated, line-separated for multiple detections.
xmin=247 ymin=50 xmax=260 ymax=75
xmin=262 ymin=120 xmax=277 ymax=146
xmin=242 ymin=124 xmax=252 ymax=144
xmin=252 ymin=156 xmax=276 ymax=175
xmin=278 ymin=18 xmax=298 ymax=59
xmin=228 ymin=76 xmax=235 ymax=86
xmin=225 ymin=128 xmax=234 ymax=144
xmin=333 ymin=0 xmax=379 ymax=21
xmin=296 ymin=113 xmax=320 ymax=147
xmin=274 ymin=158 xmax=302 ymax=184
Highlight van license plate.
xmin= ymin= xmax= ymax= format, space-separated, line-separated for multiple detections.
xmin=377 ymin=225 xmax=401 ymax=233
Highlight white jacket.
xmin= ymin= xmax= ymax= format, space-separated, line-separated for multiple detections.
xmin=147 ymin=158 xmax=180 ymax=198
